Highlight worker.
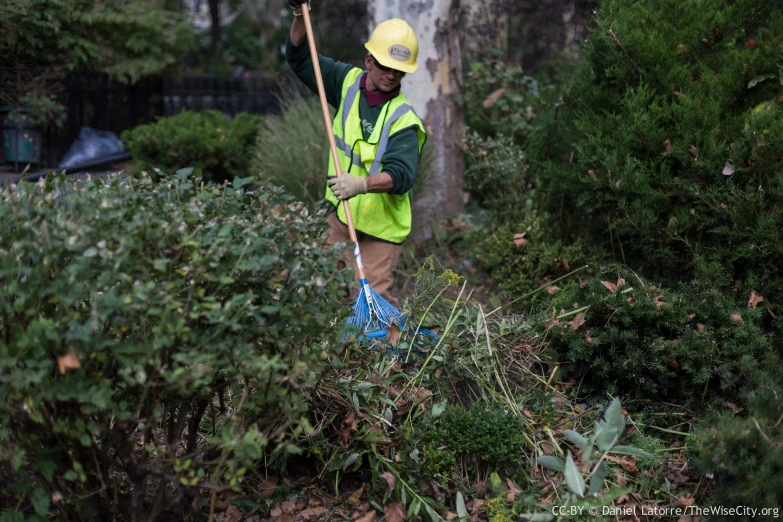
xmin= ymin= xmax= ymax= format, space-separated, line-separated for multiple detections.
xmin=285 ymin=0 xmax=427 ymax=308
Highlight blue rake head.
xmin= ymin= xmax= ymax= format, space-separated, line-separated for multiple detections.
xmin=345 ymin=280 xmax=439 ymax=359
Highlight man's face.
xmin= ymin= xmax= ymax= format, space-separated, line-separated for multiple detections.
xmin=365 ymin=54 xmax=406 ymax=93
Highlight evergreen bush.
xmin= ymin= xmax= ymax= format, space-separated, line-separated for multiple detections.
xmin=539 ymin=265 xmax=773 ymax=400
xmin=122 ymin=110 xmax=261 ymax=184
xmin=0 ymin=172 xmax=350 ymax=520
xmin=535 ymin=0 xmax=783 ymax=335
xmin=471 ymin=217 xmax=588 ymax=306
xmin=690 ymin=379 xmax=783 ymax=519
xmin=419 ymin=406 xmax=527 ymax=480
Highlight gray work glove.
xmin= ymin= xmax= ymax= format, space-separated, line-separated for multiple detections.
xmin=328 ymin=175 xmax=368 ymax=200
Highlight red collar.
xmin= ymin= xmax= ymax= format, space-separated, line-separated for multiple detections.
xmin=360 ymin=72 xmax=401 ymax=107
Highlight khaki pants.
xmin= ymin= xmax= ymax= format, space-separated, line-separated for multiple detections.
xmin=325 ymin=211 xmax=402 ymax=309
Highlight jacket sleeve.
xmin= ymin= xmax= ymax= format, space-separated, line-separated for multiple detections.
xmin=381 ymin=126 xmax=422 ymax=195
xmin=285 ymin=35 xmax=353 ymax=109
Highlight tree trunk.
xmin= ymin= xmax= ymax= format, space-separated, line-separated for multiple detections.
xmin=368 ymin=0 xmax=467 ymax=242
xmin=208 ymin=0 xmax=222 ymax=56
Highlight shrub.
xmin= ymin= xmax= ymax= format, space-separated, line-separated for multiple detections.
xmin=533 ymin=0 xmax=783 ymax=330
xmin=690 ymin=379 xmax=783 ymax=519
xmin=0 ymin=172 xmax=351 ymax=520
xmin=462 ymin=133 xmax=534 ymax=225
xmin=538 ymin=265 xmax=773 ymax=400
xmin=121 ymin=110 xmax=261 ymax=184
xmin=419 ymin=405 xmax=527 ymax=480
xmin=470 ymin=217 xmax=589 ymax=307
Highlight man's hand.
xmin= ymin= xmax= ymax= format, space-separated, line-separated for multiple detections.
xmin=328 ymin=175 xmax=367 ymax=200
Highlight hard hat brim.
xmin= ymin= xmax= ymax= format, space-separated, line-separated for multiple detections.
xmin=365 ymin=43 xmax=418 ymax=74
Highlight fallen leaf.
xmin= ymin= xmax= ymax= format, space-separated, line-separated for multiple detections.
xmin=223 ymin=505 xmax=243 ymax=522
xmin=745 ymin=39 xmax=757 ymax=49
xmin=690 ymin=208 xmax=695 ymax=215
xmin=57 ymin=348 xmax=81 ymax=375
xmin=380 ymin=472 xmax=395 ymax=494
xmin=696 ymin=323 xmax=705 ymax=331
xmin=384 ymin=502 xmax=406 ymax=522
xmin=748 ymin=290 xmax=764 ymax=309
xmin=616 ymin=277 xmax=626 ymax=289
xmin=445 ymin=512 xmax=458 ymax=521
xmin=546 ymin=285 xmax=560 ymax=295
xmin=689 ymin=145 xmax=699 ymax=160
xmin=482 ymin=88 xmax=506 ymax=109
xmin=278 ymin=516 xmax=295 ymax=522
xmin=664 ymin=139 xmax=673 ymax=152
xmin=587 ymin=169 xmax=598 ymax=181
xmin=540 ymin=441 xmax=555 ymax=455
xmin=386 ymin=322 xmax=401 ymax=348
xmin=731 ymin=313 xmax=741 ymax=325
xmin=543 ymin=317 xmax=560 ymax=329
xmin=471 ymin=499 xmax=484 ymax=522
xmin=653 ymin=294 xmax=664 ymax=308
xmin=687 ymin=314 xmax=696 ymax=320
xmin=678 ymin=493 xmax=696 ymax=507
xmin=299 ymin=507 xmax=328 ymax=520
xmin=615 ymin=179 xmax=622 ymax=188
xmin=568 ymin=312 xmax=586 ymax=330
xmin=506 ymin=479 xmax=522 ymax=494
xmin=722 ymin=160 xmax=735 ymax=176
xmin=281 ymin=500 xmax=296 ymax=514
xmin=726 ymin=402 xmax=744 ymax=414
xmin=601 ymin=280 xmax=618 ymax=293
xmin=513 ymin=233 xmax=527 ymax=246
xmin=355 ymin=512 xmax=377 ymax=522
xmin=347 ymin=485 xmax=365 ymax=505
xmin=270 ymin=507 xmax=283 ymax=517
xmin=606 ymin=454 xmax=638 ymax=474
xmin=615 ymin=471 xmax=627 ymax=487
xmin=259 ymin=475 xmax=278 ymax=499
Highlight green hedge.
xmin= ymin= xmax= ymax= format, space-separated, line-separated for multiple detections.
xmin=0 ymin=172 xmax=351 ymax=520
xmin=122 ymin=110 xmax=261 ymax=184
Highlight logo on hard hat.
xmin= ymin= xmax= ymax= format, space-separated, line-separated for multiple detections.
xmin=388 ymin=45 xmax=411 ymax=61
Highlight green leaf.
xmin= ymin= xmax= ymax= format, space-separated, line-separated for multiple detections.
xmin=456 ymin=491 xmax=469 ymax=522
xmin=609 ymin=445 xmax=655 ymax=459
xmin=596 ymin=398 xmax=623 ymax=451
xmin=748 ymin=73 xmax=776 ymax=89
xmin=589 ymin=460 xmax=608 ymax=496
xmin=490 ymin=471 xmax=502 ymax=496
xmin=537 ymin=455 xmax=565 ymax=472
xmin=176 ymin=167 xmax=195 ymax=178
xmin=31 ymin=487 xmax=50 ymax=516
xmin=564 ymin=429 xmax=588 ymax=451
xmin=342 ymin=453 xmax=361 ymax=471
xmin=564 ymin=452 xmax=586 ymax=497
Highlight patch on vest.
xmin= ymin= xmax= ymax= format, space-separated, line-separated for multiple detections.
xmin=388 ymin=45 xmax=411 ymax=62
xmin=362 ymin=119 xmax=374 ymax=134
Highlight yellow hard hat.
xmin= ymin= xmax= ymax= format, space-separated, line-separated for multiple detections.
xmin=365 ymin=18 xmax=419 ymax=74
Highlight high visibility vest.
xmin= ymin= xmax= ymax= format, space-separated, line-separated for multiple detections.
xmin=325 ymin=68 xmax=427 ymax=244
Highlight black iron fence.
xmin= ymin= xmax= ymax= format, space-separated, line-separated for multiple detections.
xmin=39 ymin=72 xmax=300 ymax=168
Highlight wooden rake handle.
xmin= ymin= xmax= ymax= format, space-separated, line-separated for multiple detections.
xmin=300 ymin=6 xmax=367 ymax=280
